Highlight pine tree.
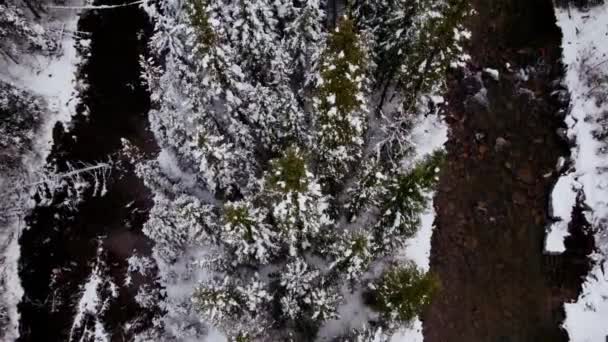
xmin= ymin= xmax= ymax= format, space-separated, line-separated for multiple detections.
xmin=277 ymin=258 xmax=339 ymax=323
xmin=193 ymin=276 xmax=242 ymax=326
xmin=283 ymin=0 xmax=325 ymax=88
xmin=369 ymin=264 xmax=439 ymax=323
xmin=264 ymin=146 xmax=331 ymax=256
xmin=143 ymin=193 xmax=215 ymax=262
xmin=350 ymin=0 xmax=470 ymax=109
xmin=313 ymin=18 xmax=368 ymax=187
xmin=329 ymin=230 xmax=375 ymax=281
xmin=375 ymin=151 xmax=444 ymax=251
xmin=221 ymin=200 xmax=277 ymax=264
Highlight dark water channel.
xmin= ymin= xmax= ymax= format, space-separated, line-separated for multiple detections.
xmin=18 ymin=1 xmax=158 ymax=341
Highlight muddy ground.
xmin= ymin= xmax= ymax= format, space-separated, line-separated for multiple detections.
xmin=423 ymin=0 xmax=594 ymax=341
xmin=17 ymin=1 xmax=158 ymax=341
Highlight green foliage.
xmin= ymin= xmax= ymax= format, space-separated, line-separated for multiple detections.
xmin=315 ymin=18 xmax=368 ymax=183
xmin=192 ymin=280 xmax=240 ymax=321
xmin=371 ymin=264 xmax=439 ymax=322
xmin=377 ymin=150 xmax=444 ymax=242
xmin=267 ymin=147 xmax=309 ymax=193
xmin=351 ymin=0 xmax=470 ymax=109
xmin=319 ymin=18 xmax=366 ymax=117
xmin=187 ymin=0 xmax=215 ymax=48
xmin=232 ymin=332 xmax=251 ymax=342
xmin=398 ymin=0 xmax=470 ymax=109
xmin=224 ymin=203 xmax=256 ymax=242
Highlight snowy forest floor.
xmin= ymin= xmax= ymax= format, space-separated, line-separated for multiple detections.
xmin=17 ymin=1 xmax=159 ymax=340
xmin=422 ymin=0 xmax=594 ymax=341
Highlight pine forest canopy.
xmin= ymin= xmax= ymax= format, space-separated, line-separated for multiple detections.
xmin=135 ymin=0 xmax=470 ymax=340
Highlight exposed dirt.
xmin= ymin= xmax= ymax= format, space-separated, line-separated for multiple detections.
xmin=423 ymin=0 xmax=593 ymax=341
xmin=17 ymin=1 xmax=159 ymax=341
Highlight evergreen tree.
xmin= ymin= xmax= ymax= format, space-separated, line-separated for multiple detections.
xmin=350 ymin=0 xmax=470 ymax=109
xmin=370 ymin=264 xmax=439 ymax=323
xmin=264 ymin=146 xmax=331 ymax=256
xmin=277 ymin=258 xmax=339 ymax=323
xmin=374 ymin=151 xmax=444 ymax=250
xmin=221 ymin=200 xmax=276 ymax=264
xmin=283 ymin=0 xmax=325 ymax=87
xmin=329 ymin=230 xmax=375 ymax=281
xmin=314 ymin=18 xmax=368 ymax=187
xmin=143 ymin=193 xmax=215 ymax=262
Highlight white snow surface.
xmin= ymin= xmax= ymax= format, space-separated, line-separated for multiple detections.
xmin=553 ymin=3 xmax=608 ymax=340
xmin=0 ymin=5 xmax=83 ymax=340
xmin=69 ymin=244 xmax=116 ymax=342
xmin=546 ymin=173 xmax=579 ymax=253
xmin=483 ymin=68 xmax=500 ymax=81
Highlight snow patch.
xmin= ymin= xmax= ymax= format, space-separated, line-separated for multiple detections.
xmin=564 ymin=259 xmax=608 ymax=342
xmin=554 ymin=2 xmax=608 ymax=340
xmin=483 ymin=68 xmax=500 ymax=81
xmin=545 ymin=173 xmax=580 ymax=253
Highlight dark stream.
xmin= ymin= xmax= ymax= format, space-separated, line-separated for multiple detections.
xmin=18 ymin=1 xmax=157 ymax=341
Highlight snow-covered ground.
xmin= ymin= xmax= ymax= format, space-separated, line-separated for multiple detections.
xmin=0 ymin=5 xmax=83 ymax=340
xmin=549 ymin=3 xmax=608 ymax=341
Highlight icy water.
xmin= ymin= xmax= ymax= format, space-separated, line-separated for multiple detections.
xmin=18 ymin=1 xmax=158 ymax=340
xmin=423 ymin=0 xmax=593 ymax=341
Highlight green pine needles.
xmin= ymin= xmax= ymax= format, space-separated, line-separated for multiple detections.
xmin=315 ymin=18 xmax=368 ymax=183
xmin=371 ymin=264 xmax=440 ymax=323
xmin=267 ymin=147 xmax=309 ymax=194
xmin=187 ymin=0 xmax=215 ymax=48
xmin=319 ymin=18 xmax=366 ymax=117
xmin=376 ymin=151 xmax=445 ymax=247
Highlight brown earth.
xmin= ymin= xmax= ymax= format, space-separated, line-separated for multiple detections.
xmin=423 ymin=1 xmax=593 ymax=341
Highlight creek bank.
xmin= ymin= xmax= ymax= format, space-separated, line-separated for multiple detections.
xmin=423 ymin=0 xmax=593 ymax=341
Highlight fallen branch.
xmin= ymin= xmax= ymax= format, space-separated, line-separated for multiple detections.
xmin=45 ymin=0 xmax=145 ymax=10
xmin=0 ymin=163 xmax=111 ymax=196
